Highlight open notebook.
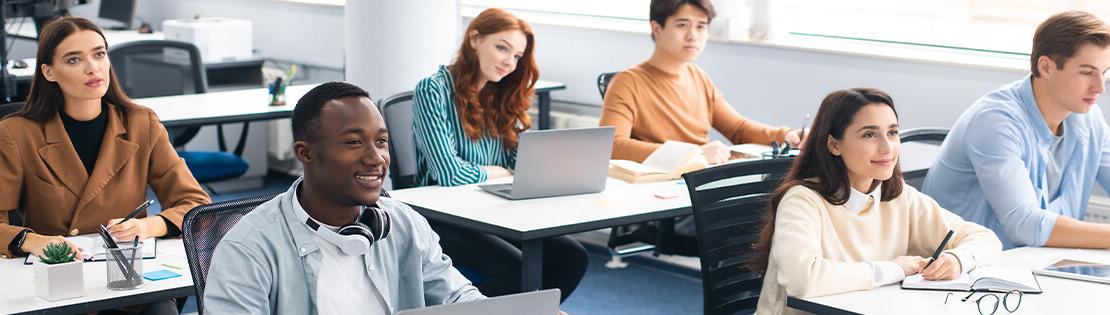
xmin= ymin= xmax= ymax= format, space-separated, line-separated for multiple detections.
xmin=901 ymin=267 xmax=1042 ymax=293
xmin=24 ymin=234 xmax=156 ymax=265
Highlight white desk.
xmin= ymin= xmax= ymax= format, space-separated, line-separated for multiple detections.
xmin=788 ymin=247 xmax=1110 ymax=314
xmin=0 ymin=239 xmax=194 ymax=315
xmin=137 ymin=84 xmax=317 ymax=128
xmin=390 ymin=177 xmax=692 ymax=291
xmin=390 ymin=142 xmax=940 ymax=291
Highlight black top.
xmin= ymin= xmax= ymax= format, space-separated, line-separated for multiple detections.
xmin=60 ymin=103 xmax=109 ymax=175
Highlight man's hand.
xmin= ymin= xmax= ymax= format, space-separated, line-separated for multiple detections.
xmin=699 ymin=140 xmax=730 ymax=164
xmin=785 ymin=129 xmax=806 ymax=149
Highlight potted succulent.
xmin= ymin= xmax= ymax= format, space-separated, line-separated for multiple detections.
xmin=34 ymin=242 xmax=85 ymax=301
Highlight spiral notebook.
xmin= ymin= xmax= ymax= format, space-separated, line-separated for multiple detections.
xmin=24 ymin=234 xmax=156 ymax=265
xmin=901 ymin=266 xmax=1042 ymax=293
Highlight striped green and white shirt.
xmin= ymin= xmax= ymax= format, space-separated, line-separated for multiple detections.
xmin=413 ymin=65 xmax=516 ymax=187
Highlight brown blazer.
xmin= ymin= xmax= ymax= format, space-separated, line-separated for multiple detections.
xmin=0 ymin=103 xmax=210 ymax=258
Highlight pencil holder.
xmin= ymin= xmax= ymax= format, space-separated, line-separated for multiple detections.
xmin=104 ymin=242 xmax=144 ymax=291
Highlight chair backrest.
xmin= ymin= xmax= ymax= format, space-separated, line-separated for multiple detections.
xmin=681 ymin=158 xmax=794 ymax=315
xmin=182 ymin=193 xmax=278 ymax=313
xmin=900 ymin=127 xmax=949 ymax=189
xmin=108 ymin=40 xmax=208 ymax=98
xmin=380 ymin=91 xmax=418 ymax=189
xmin=597 ymin=72 xmax=617 ymax=100
xmin=109 ymin=40 xmax=209 ymax=147
xmin=900 ymin=127 xmax=949 ymax=144
xmin=0 ymin=101 xmax=25 ymax=118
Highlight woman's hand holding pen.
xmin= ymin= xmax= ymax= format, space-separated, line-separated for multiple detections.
xmin=107 ymin=216 xmax=167 ymax=240
xmin=894 ymin=255 xmax=929 ymax=276
xmin=921 ymin=252 xmax=962 ymax=281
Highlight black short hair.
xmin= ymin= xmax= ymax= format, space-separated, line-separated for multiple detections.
xmin=291 ymin=81 xmax=372 ymax=142
xmin=649 ymin=0 xmax=716 ymax=28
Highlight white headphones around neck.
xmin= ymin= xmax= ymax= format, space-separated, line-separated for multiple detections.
xmin=292 ymin=194 xmax=391 ymax=256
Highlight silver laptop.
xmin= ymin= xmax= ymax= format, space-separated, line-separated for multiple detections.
xmin=479 ymin=126 xmax=614 ymax=200
xmin=397 ymin=289 xmax=560 ymax=315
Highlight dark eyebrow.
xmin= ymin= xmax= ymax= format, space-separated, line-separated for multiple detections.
xmin=1078 ymin=64 xmax=1110 ymax=73
xmin=498 ymin=38 xmax=525 ymax=56
xmin=61 ymin=45 xmax=106 ymax=58
xmin=857 ymin=123 xmax=899 ymax=132
xmin=338 ymin=127 xmax=366 ymax=136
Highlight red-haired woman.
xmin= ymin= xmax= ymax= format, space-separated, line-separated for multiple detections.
xmin=411 ymin=8 xmax=587 ymax=301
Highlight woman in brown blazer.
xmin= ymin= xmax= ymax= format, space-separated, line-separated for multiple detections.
xmin=0 ymin=16 xmax=209 ymax=269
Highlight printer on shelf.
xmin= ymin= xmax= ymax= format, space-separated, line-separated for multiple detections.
xmin=162 ymin=17 xmax=252 ymax=63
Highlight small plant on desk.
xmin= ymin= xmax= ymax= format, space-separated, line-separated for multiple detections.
xmin=40 ymin=243 xmax=77 ymax=264
xmin=34 ymin=242 xmax=85 ymax=301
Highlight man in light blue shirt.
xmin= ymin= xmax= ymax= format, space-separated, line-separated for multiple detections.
xmin=923 ymin=11 xmax=1110 ymax=249
xmin=203 ymin=82 xmax=484 ymax=314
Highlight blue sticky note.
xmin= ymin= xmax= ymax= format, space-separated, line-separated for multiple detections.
xmin=144 ymin=269 xmax=182 ymax=281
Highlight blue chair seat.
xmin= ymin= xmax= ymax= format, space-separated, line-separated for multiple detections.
xmin=179 ymin=151 xmax=249 ymax=183
xmin=454 ymin=265 xmax=487 ymax=285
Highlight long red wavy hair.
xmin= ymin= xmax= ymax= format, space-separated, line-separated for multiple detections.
xmin=449 ymin=8 xmax=538 ymax=149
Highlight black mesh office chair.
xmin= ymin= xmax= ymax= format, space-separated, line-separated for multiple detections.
xmin=596 ymin=71 xmax=688 ymax=257
xmin=109 ymin=40 xmax=250 ymax=189
xmin=182 ymin=193 xmax=279 ymax=314
xmin=597 ymin=72 xmax=616 ymax=100
xmin=900 ymin=127 xmax=949 ymax=189
xmin=379 ymin=91 xmax=418 ymax=189
xmin=0 ymin=101 xmax=25 ymax=118
xmin=682 ymin=158 xmax=794 ymax=315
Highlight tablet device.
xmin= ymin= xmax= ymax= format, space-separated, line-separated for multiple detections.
xmin=1032 ymin=259 xmax=1110 ymax=284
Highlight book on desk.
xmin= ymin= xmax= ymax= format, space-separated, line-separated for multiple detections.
xmin=901 ymin=266 xmax=1042 ymax=293
xmin=609 ymin=141 xmax=709 ymax=184
xmin=23 ymin=235 xmax=157 ymax=265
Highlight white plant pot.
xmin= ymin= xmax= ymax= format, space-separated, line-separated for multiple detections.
xmin=34 ymin=260 xmax=85 ymax=301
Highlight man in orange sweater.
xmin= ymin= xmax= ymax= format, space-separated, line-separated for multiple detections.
xmin=599 ymin=0 xmax=803 ymax=165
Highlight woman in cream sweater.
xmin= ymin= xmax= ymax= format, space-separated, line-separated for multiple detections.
xmin=751 ymin=88 xmax=1003 ymax=314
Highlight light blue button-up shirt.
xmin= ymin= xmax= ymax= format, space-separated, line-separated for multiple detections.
xmin=203 ymin=178 xmax=484 ymax=314
xmin=922 ymin=75 xmax=1110 ymax=249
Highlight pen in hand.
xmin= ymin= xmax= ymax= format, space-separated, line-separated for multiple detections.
xmin=117 ymin=200 xmax=154 ymax=225
xmin=924 ymin=230 xmax=955 ymax=270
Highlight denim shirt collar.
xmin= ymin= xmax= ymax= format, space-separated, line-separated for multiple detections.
xmin=281 ymin=178 xmax=322 ymax=258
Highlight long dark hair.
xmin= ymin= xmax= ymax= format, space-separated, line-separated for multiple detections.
xmin=449 ymin=8 xmax=537 ymax=149
xmin=15 ymin=16 xmax=135 ymax=122
xmin=749 ymin=88 xmax=904 ymax=274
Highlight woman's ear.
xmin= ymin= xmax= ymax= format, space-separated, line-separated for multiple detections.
xmin=41 ymin=63 xmax=56 ymax=82
xmin=827 ymin=135 xmax=841 ymax=156
xmin=468 ymin=30 xmax=480 ymax=47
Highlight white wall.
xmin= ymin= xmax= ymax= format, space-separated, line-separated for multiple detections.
xmin=526 ymin=21 xmax=1034 ymax=131
xmin=72 ymin=0 xmax=346 ymax=183
xmin=58 ymin=2 xmax=1110 ymax=185
xmin=345 ymin=0 xmax=458 ymax=100
xmin=122 ymin=0 xmax=344 ymax=69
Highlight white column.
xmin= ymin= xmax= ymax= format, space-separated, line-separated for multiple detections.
xmin=344 ymin=0 xmax=460 ymax=100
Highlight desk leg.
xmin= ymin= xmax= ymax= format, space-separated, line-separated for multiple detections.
xmin=521 ymin=239 xmax=544 ymax=291
xmin=538 ymin=91 xmax=551 ymax=130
